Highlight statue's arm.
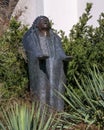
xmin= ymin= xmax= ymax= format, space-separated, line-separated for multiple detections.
xmin=55 ymin=34 xmax=72 ymax=61
xmin=55 ymin=35 xmax=66 ymax=58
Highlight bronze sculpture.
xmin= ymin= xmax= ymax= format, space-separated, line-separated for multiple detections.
xmin=22 ymin=16 xmax=71 ymax=111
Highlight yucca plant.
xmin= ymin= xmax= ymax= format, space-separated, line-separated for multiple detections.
xmin=0 ymin=103 xmax=61 ymax=130
xmin=59 ymin=67 xmax=104 ymax=129
xmin=0 ymin=103 xmax=34 ymax=130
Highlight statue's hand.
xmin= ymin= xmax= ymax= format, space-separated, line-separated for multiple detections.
xmin=63 ymin=56 xmax=73 ymax=61
xmin=38 ymin=55 xmax=49 ymax=60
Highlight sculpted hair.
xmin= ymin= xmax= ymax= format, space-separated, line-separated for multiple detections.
xmin=32 ymin=16 xmax=51 ymax=29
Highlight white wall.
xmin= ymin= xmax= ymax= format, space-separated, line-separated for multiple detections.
xmin=44 ymin=0 xmax=104 ymax=35
xmin=12 ymin=0 xmax=104 ymax=35
xmin=44 ymin=0 xmax=78 ymax=35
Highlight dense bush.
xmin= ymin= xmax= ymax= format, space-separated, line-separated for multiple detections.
xmin=0 ymin=18 xmax=28 ymax=98
xmin=61 ymin=3 xmax=104 ymax=85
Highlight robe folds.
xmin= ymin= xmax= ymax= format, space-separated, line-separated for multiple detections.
xmin=22 ymin=27 xmax=67 ymax=111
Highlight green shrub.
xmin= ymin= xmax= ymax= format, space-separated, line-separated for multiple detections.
xmin=60 ymin=3 xmax=104 ymax=85
xmin=0 ymin=18 xmax=28 ymax=98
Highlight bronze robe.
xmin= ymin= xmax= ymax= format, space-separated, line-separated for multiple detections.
xmin=23 ymin=27 xmax=66 ymax=111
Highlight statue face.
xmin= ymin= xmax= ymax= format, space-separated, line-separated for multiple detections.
xmin=37 ymin=17 xmax=50 ymax=30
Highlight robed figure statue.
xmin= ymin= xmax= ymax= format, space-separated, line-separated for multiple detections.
xmin=22 ymin=16 xmax=70 ymax=111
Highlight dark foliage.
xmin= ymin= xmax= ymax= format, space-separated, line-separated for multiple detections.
xmin=0 ymin=18 xmax=28 ymax=98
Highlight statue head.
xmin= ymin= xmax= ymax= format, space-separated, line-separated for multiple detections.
xmin=33 ymin=16 xmax=51 ymax=31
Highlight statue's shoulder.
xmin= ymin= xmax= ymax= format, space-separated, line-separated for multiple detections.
xmin=50 ymin=30 xmax=61 ymax=41
xmin=23 ymin=28 xmax=32 ymax=38
xmin=22 ymin=27 xmax=33 ymax=45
